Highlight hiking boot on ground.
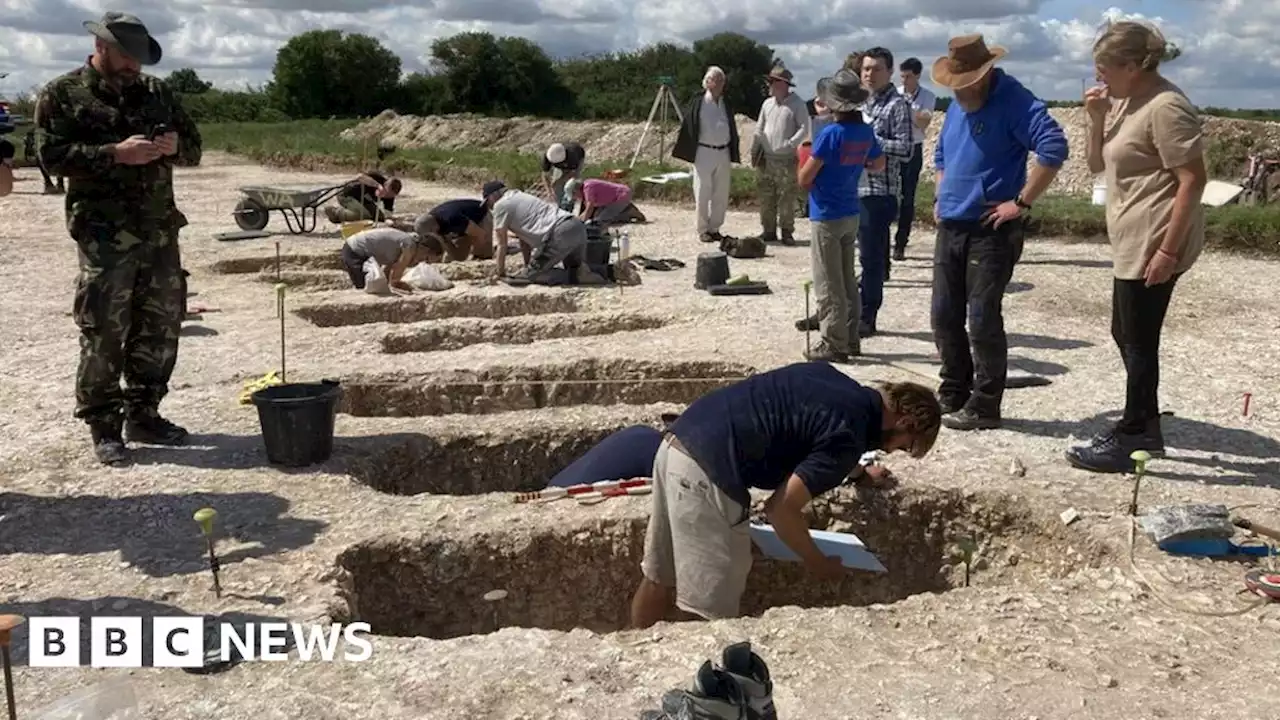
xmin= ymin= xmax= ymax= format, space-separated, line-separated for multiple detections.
xmin=573 ymin=266 xmax=608 ymax=286
xmin=699 ymin=232 xmax=718 ymax=243
xmin=720 ymin=642 xmax=776 ymax=720
xmin=44 ymin=183 xmax=65 ymax=195
xmin=939 ymin=394 xmax=970 ymax=416
xmin=639 ymin=660 xmax=748 ymax=720
xmin=858 ymin=322 xmax=877 ymax=338
xmin=613 ymin=260 xmax=642 ymax=286
xmin=942 ymin=407 xmax=1001 ymax=431
xmin=324 ymin=205 xmax=342 ymax=224
xmin=794 ymin=314 xmax=820 ymax=332
xmin=90 ymin=419 xmax=130 ymax=467
xmin=759 ymin=231 xmax=778 ymax=244
xmin=125 ymin=411 xmax=189 ymax=446
xmin=805 ymin=341 xmax=854 ymax=364
xmin=779 ymin=231 xmax=796 ymax=247
xmin=1064 ymin=420 xmax=1166 ymax=474
xmin=892 ymin=246 xmax=906 ymax=262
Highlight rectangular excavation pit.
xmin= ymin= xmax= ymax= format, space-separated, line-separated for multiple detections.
xmin=339 ymin=423 xmax=643 ymax=495
xmin=210 ymin=254 xmax=344 ymax=274
xmin=339 ymin=359 xmax=755 ymax=416
xmin=333 ymin=487 xmax=1097 ymax=639
xmin=294 ymin=292 xmax=581 ymax=328
xmin=380 ymin=313 xmax=670 ymax=353
xmin=258 ymin=264 xmax=506 ymax=293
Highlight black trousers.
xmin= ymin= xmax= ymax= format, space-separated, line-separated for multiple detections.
xmin=1112 ymin=274 xmax=1180 ymax=431
xmin=341 ymin=245 xmax=369 ymax=289
xmin=931 ymin=218 xmax=1025 ymax=415
xmin=895 ymin=143 xmax=924 ymax=249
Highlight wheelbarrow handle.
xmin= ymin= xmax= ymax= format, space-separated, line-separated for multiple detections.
xmin=1233 ymin=517 xmax=1280 ymax=543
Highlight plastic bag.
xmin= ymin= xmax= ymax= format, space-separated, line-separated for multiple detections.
xmin=403 ymin=262 xmax=454 ymax=291
xmin=363 ymin=257 xmax=389 ymax=295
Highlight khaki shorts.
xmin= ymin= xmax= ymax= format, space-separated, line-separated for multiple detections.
xmin=641 ymin=435 xmax=753 ymax=620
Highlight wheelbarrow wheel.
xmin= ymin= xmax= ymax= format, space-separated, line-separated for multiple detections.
xmin=234 ymin=198 xmax=270 ymax=231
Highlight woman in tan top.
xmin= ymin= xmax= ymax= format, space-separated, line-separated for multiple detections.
xmin=1066 ymin=21 xmax=1207 ymax=474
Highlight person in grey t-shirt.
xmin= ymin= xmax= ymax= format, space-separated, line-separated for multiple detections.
xmin=483 ymin=180 xmax=605 ymax=286
xmin=340 ymin=226 xmax=434 ymax=291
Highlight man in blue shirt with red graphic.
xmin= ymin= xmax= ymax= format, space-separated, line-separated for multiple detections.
xmin=795 ymin=70 xmax=886 ymax=363
xmin=930 ymin=35 xmax=1068 ymax=430
xmin=628 ymin=363 xmax=941 ymax=630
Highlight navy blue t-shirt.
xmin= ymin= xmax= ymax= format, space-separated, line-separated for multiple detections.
xmin=430 ymin=199 xmax=489 ymax=236
xmin=668 ymin=362 xmax=883 ymax=509
xmin=548 ymin=425 xmax=663 ymax=488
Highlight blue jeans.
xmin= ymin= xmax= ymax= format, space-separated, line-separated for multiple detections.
xmin=895 ymin=143 xmax=924 ymax=250
xmin=858 ymin=195 xmax=898 ymax=328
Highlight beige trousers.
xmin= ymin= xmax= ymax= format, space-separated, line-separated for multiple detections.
xmin=692 ymin=146 xmax=732 ymax=234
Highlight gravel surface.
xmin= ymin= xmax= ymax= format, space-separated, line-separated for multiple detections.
xmin=0 ymin=155 xmax=1277 ymax=719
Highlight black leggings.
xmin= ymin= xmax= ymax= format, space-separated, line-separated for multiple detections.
xmin=341 ymin=245 xmax=369 ymax=289
xmin=1112 ymin=274 xmax=1181 ymax=430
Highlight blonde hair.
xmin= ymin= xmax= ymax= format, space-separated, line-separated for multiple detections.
xmin=1093 ymin=20 xmax=1178 ymax=71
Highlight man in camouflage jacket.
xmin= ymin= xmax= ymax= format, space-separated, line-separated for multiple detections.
xmin=36 ymin=12 xmax=202 ymax=466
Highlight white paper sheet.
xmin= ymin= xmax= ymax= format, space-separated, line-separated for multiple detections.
xmin=749 ymin=524 xmax=887 ymax=573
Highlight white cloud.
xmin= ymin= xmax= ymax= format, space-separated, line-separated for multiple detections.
xmin=1 ymin=0 xmax=1278 ymax=109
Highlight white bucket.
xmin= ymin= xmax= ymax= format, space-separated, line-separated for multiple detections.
xmin=1091 ymin=179 xmax=1107 ymax=205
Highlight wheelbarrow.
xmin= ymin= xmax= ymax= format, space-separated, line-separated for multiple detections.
xmin=233 ymin=183 xmax=348 ymax=234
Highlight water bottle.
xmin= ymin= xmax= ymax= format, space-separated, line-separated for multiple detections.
xmin=618 ymin=230 xmax=631 ymax=262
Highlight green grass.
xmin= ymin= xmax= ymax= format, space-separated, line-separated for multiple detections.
xmin=201 ymin=120 xmax=1280 ymax=256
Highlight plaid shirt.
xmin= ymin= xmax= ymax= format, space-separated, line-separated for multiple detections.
xmin=858 ymin=84 xmax=914 ymax=198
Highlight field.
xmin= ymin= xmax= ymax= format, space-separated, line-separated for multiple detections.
xmin=199 ymin=117 xmax=1280 ymax=256
xmin=0 ymin=121 xmax=1279 ymax=719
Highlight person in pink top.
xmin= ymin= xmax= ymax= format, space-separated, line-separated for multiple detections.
xmin=567 ymin=177 xmax=647 ymax=225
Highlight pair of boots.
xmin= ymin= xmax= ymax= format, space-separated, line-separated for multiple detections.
xmin=639 ymin=642 xmax=775 ymax=720
xmin=91 ymin=411 xmax=189 ymax=466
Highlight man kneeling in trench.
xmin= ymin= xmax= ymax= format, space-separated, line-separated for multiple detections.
xmin=629 ymin=362 xmax=941 ymax=628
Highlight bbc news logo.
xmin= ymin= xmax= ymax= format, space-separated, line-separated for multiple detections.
xmin=27 ymin=617 xmax=373 ymax=667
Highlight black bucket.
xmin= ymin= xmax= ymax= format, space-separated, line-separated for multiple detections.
xmin=251 ymin=380 xmax=343 ymax=467
xmin=584 ymin=222 xmax=612 ymax=266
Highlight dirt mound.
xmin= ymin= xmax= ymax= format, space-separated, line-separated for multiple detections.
xmin=344 ymin=107 xmax=1280 ymax=199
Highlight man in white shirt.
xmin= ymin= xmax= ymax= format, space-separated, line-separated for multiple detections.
xmin=894 ymin=57 xmax=937 ymax=260
xmin=752 ymin=64 xmax=810 ymax=246
xmin=672 ymin=66 xmax=742 ymax=243
xmin=484 ymin=180 xmax=604 ymax=286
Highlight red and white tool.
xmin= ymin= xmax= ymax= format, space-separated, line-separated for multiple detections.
xmin=514 ymin=478 xmax=652 ymax=504
xmin=576 ymin=484 xmax=654 ymax=505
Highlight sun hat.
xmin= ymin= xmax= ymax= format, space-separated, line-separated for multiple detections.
xmin=821 ymin=69 xmax=869 ymax=113
xmin=83 ymin=11 xmax=162 ymax=65
xmin=931 ymin=34 xmax=1007 ymax=90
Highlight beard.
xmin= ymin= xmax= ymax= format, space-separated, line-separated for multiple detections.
xmin=106 ymin=56 xmax=140 ymax=85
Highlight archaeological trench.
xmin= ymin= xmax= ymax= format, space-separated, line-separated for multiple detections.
xmin=211 ymin=253 xmax=1110 ymax=648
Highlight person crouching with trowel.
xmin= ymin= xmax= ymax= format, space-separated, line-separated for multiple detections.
xmin=629 ymin=362 xmax=941 ymax=629
xmin=340 ymin=225 xmax=437 ymax=292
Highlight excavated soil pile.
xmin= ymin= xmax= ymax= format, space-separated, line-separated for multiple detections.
xmin=334 ymin=486 xmax=1097 ymax=639
xmin=338 ymin=422 xmax=654 ymax=495
xmin=338 ymin=358 xmax=755 ymax=416
xmin=380 ymin=312 xmax=669 ymax=353
xmin=294 ymin=292 xmax=580 ymax=327
xmin=345 ymin=108 xmax=1280 ymax=199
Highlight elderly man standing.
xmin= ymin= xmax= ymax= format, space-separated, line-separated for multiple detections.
xmin=673 ymin=66 xmax=741 ymax=243
xmin=752 ymin=64 xmax=810 ymax=246
xmin=36 ymin=12 xmax=202 ymax=466
xmin=930 ymin=35 xmax=1068 ymax=430
xmin=857 ymin=47 xmax=914 ymax=333
xmin=894 ymin=57 xmax=937 ymax=260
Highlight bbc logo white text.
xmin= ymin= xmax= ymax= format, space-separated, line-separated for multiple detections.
xmin=27 ymin=617 xmax=373 ymax=667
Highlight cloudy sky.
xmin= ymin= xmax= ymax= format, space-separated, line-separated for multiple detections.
xmin=2 ymin=0 xmax=1278 ymax=109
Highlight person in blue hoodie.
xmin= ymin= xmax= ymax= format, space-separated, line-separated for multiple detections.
xmin=929 ymin=35 xmax=1068 ymax=431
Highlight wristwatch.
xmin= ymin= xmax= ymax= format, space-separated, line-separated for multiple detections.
xmin=1014 ymin=194 xmax=1032 ymax=210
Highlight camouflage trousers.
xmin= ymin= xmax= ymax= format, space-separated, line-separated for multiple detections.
xmin=326 ymin=197 xmax=389 ymax=224
xmin=72 ymin=236 xmax=186 ymax=424
xmin=757 ymin=155 xmax=799 ymax=235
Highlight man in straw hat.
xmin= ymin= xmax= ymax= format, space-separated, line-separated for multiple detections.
xmin=35 ymin=12 xmax=202 ymax=466
xmin=751 ymin=63 xmax=810 ymax=246
xmin=929 ymin=34 xmax=1067 ymax=431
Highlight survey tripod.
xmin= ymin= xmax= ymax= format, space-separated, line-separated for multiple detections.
xmin=629 ymin=75 xmax=685 ymax=169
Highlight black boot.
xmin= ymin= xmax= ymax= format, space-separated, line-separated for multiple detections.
xmin=720 ymin=642 xmax=776 ymax=720
xmin=779 ymin=231 xmax=796 ymax=247
xmin=794 ymin=314 xmax=820 ymax=332
xmin=125 ymin=410 xmax=189 ymax=446
xmin=1065 ymin=419 xmax=1166 ymax=474
xmin=759 ymin=231 xmax=778 ymax=244
xmin=90 ymin=417 xmax=130 ymax=467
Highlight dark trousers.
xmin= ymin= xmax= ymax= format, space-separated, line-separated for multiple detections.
xmin=1112 ymin=274 xmax=1181 ymax=431
xmin=930 ymin=218 xmax=1025 ymax=415
xmin=341 ymin=245 xmax=369 ymax=289
xmin=73 ymin=238 xmax=185 ymax=423
xmin=895 ymin=143 xmax=923 ymax=250
xmin=858 ymin=195 xmax=897 ymax=327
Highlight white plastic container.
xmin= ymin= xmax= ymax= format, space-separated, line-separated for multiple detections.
xmin=1091 ymin=177 xmax=1107 ymax=205
xmin=618 ymin=230 xmax=630 ymax=262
